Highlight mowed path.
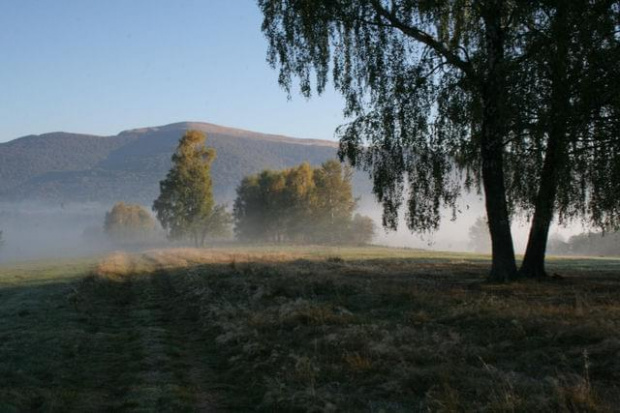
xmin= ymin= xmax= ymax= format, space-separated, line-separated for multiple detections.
xmin=0 ymin=246 xmax=381 ymax=412
xmin=0 ymin=252 xmax=224 ymax=412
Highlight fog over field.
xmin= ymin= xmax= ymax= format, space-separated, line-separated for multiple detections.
xmin=0 ymin=194 xmax=582 ymax=263
xmin=0 ymin=202 xmax=112 ymax=261
xmin=358 ymin=193 xmax=581 ymax=252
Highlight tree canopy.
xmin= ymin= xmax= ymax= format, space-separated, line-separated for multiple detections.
xmin=153 ymin=130 xmax=231 ymax=246
xmin=234 ymin=160 xmax=375 ymax=244
xmin=104 ymin=202 xmax=156 ymax=244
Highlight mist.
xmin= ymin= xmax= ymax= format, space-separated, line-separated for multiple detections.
xmin=0 ymin=202 xmax=107 ymax=262
xmin=0 ymin=193 xmax=590 ymax=264
xmin=0 ymin=202 xmax=169 ymax=263
xmin=356 ymin=191 xmax=583 ymax=254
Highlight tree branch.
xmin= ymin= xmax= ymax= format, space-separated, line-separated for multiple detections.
xmin=369 ymin=0 xmax=476 ymax=79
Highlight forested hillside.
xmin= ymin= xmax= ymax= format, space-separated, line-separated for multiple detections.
xmin=0 ymin=122 xmax=340 ymax=204
xmin=0 ymin=133 xmax=135 ymax=194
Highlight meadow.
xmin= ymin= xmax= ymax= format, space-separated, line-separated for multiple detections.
xmin=0 ymin=246 xmax=619 ymax=412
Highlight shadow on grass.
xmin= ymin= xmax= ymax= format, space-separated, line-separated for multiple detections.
xmin=1 ymin=250 xmax=620 ymax=411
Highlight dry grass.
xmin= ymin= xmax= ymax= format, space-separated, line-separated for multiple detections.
xmin=92 ymin=247 xmax=315 ymax=279
xmin=143 ymin=249 xmax=620 ymax=411
xmin=1 ymin=247 xmax=620 ymax=412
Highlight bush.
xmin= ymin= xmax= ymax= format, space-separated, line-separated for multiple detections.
xmin=104 ymin=202 xmax=156 ymax=245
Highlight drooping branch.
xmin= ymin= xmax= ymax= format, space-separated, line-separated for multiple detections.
xmin=369 ymin=0 xmax=476 ymax=79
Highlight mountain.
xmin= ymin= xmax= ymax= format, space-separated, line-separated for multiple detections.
xmin=0 ymin=122 xmax=341 ymax=205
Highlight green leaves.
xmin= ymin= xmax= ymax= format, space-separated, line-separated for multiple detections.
xmin=234 ymin=160 xmax=374 ymax=244
xmin=153 ymin=130 xmax=230 ymax=245
xmin=104 ymin=202 xmax=156 ymax=244
xmin=259 ymin=0 xmax=484 ymax=233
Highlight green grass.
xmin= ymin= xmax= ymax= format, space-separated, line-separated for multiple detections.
xmin=1 ymin=247 xmax=619 ymax=411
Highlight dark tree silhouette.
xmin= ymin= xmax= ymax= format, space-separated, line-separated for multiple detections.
xmin=258 ymin=0 xmax=620 ymax=281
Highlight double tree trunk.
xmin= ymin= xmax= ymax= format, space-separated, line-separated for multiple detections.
xmin=520 ymin=3 xmax=569 ymax=278
xmin=480 ymin=1 xmax=518 ymax=282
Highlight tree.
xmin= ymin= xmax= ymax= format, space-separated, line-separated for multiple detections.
xmin=546 ymin=233 xmax=569 ymax=256
xmin=565 ymin=231 xmax=620 ymax=257
xmin=234 ymin=174 xmax=266 ymax=242
xmin=104 ymin=202 xmax=156 ymax=244
xmin=312 ymin=160 xmax=357 ymax=243
xmin=234 ymin=164 xmax=315 ymax=243
xmin=348 ymin=214 xmax=376 ymax=245
xmin=468 ymin=217 xmax=491 ymax=253
xmin=282 ymin=162 xmax=316 ymax=242
xmin=513 ymin=1 xmax=620 ymax=277
xmin=233 ymin=160 xmax=371 ymax=244
xmin=200 ymin=204 xmax=234 ymax=242
xmin=259 ymin=0 xmax=531 ymax=281
xmin=258 ymin=0 xmax=620 ymax=281
xmin=153 ymin=130 xmax=231 ymax=246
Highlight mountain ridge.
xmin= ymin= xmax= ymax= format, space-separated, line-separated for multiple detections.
xmin=4 ymin=121 xmax=338 ymax=148
xmin=0 ymin=121 xmax=346 ymax=205
xmin=118 ymin=121 xmax=338 ymax=147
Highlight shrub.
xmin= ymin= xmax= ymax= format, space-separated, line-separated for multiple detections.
xmin=104 ymin=202 xmax=156 ymax=244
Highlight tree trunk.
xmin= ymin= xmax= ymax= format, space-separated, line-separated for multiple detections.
xmin=520 ymin=136 xmax=562 ymax=278
xmin=480 ymin=0 xmax=518 ymax=282
xmin=481 ymin=145 xmax=517 ymax=282
xmin=520 ymin=3 xmax=569 ymax=279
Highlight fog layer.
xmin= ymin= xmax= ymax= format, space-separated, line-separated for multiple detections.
xmin=0 ymin=195 xmax=586 ymax=264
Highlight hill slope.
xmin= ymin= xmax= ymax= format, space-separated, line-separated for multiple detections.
xmin=0 ymin=122 xmax=340 ymax=204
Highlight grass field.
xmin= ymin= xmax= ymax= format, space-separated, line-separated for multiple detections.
xmin=1 ymin=246 xmax=619 ymax=412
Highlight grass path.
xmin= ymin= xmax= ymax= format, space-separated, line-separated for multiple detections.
xmin=123 ymin=269 xmax=219 ymax=411
xmin=0 ymin=256 xmax=223 ymax=412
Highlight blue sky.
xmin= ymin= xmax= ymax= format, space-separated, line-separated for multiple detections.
xmin=0 ymin=0 xmax=346 ymax=142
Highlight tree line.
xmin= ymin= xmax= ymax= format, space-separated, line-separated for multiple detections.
xmin=234 ymin=160 xmax=375 ymax=244
xmin=103 ymin=130 xmax=375 ymax=247
xmin=258 ymin=0 xmax=620 ymax=281
xmin=548 ymin=231 xmax=620 ymax=257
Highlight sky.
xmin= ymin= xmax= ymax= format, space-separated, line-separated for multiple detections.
xmin=0 ymin=0 xmax=346 ymax=142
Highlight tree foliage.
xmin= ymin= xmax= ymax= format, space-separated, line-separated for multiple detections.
xmin=562 ymin=231 xmax=620 ymax=257
xmin=258 ymin=0 xmax=528 ymax=280
xmin=349 ymin=214 xmax=377 ymax=245
xmin=509 ymin=0 xmax=620 ymax=277
xmin=104 ymin=202 xmax=156 ymax=244
xmin=153 ymin=130 xmax=232 ymax=246
xmin=234 ymin=160 xmax=375 ymax=244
